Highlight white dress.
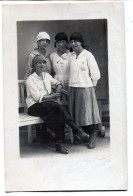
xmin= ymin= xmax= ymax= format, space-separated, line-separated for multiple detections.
xmin=50 ymin=50 xmax=71 ymax=90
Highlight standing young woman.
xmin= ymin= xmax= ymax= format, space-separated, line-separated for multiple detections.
xmin=50 ymin=32 xmax=71 ymax=90
xmin=24 ymin=31 xmax=51 ymax=80
xmin=68 ymin=32 xmax=101 ymax=149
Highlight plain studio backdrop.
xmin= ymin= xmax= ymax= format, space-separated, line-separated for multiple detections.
xmin=17 ymin=19 xmax=108 ymax=101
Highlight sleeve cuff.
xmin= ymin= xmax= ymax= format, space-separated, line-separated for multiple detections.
xmin=56 ymin=83 xmax=62 ymax=87
xmin=92 ymin=80 xmax=98 ymax=86
xmin=39 ymin=93 xmax=45 ymax=103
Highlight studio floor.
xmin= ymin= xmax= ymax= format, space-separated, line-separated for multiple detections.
xmin=7 ymin=127 xmax=112 ymax=191
xmin=19 ymin=127 xmax=110 ymax=158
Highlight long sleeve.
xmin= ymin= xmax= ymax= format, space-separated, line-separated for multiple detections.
xmin=24 ymin=53 xmax=35 ymax=80
xmin=50 ymin=75 xmax=61 ymax=86
xmin=87 ymin=52 xmax=101 ymax=86
xmin=45 ymin=56 xmax=52 ymax=74
xmin=49 ymin=54 xmax=56 ymax=77
xmin=46 ymin=74 xmax=61 ymax=92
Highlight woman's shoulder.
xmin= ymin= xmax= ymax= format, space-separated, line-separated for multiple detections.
xmin=50 ymin=51 xmax=58 ymax=58
xmin=44 ymin=72 xmax=52 ymax=79
xmin=29 ymin=49 xmax=40 ymax=56
xmin=26 ymin=73 xmax=37 ymax=82
xmin=82 ymin=49 xmax=95 ymax=60
xmin=50 ymin=51 xmax=57 ymax=55
xmin=84 ymin=49 xmax=94 ymax=56
xmin=25 ymin=74 xmax=33 ymax=84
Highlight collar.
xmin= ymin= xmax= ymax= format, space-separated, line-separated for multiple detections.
xmin=32 ymin=72 xmax=46 ymax=80
xmin=72 ymin=49 xmax=88 ymax=59
xmin=32 ymin=49 xmax=50 ymax=58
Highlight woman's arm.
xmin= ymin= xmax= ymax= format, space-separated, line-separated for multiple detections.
xmin=49 ymin=54 xmax=56 ymax=77
xmin=41 ymin=93 xmax=61 ymax=102
xmin=87 ymin=52 xmax=101 ymax=86
xmin=26 ymin=77 xmax=45 ymax=102
xmin=55 ymin=84 xmax=62 ymax=93
xmin=46 ymin=56 xmax=52 ymax=74
xmin=24 ymin=53 xmax=34 ymax=80
xmin=49 ymin=74 xmax=62 ymax=93
xmin=26 ymin=76 xmax=61 ymax=103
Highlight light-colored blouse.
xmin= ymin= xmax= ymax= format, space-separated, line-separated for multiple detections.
xmin=26 ymin=72 xmax=61 ymax=108
xmin=69 ymin=49 xmax=100 ymax=87
xmin=24 ymin=50 xmax=51 ymax=80
xmin=50 ymin=51 xmax=71 ymax=90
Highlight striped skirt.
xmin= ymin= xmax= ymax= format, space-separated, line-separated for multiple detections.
xmin=68 ymin=87 xmax=101 ymax=126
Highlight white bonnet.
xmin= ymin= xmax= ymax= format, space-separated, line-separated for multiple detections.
xmin=37 ymin=32 xmax=50 ymax=42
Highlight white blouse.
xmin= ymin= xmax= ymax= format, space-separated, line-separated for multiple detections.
xmin=26 ymin=72 xmax=61 ymax=108
xmin=69 ymin=49 xmax=101 ymax=87
xmin=50 ymin=51 xmax=71 ymax=90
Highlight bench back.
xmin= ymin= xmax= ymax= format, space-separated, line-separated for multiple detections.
xmin=18 ymin=80 xmax=27 ymax=113
xmin=18 ymin=80 xmax=68 ymax=113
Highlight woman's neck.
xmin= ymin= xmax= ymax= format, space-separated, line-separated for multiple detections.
xmin=38 ymin=48 xmax=46 ymax=56
xmin=57 ymin=48 xmax=67 ymax=56
xmin=75 ymin=47 xmax=84 ymax=56
xmin=35 ymin=71 xmax=43 ymax=79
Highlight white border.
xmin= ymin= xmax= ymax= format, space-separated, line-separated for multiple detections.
xmin=0 ymin=1 xmax=132 ymax=195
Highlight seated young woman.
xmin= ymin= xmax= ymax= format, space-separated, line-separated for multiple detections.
xmin=26 ymin=55 xmax=89 ymax=154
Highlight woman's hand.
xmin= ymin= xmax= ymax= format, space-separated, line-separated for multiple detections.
xmin=51 ymin=93 xmax=61 ymax=99
xmin=93 ymin=86 xmax=96 ymax=92
xmin=56 ymin=84 xmax=62 ymax=93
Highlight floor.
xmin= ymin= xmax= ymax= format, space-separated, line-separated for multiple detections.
xmin=19 ymin=127 xmax=110 ymax=158
xmin=12 ymin=127 xmax=111 ymax=191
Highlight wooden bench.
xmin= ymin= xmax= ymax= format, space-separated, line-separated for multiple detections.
xmin=18 ymin=80 xmax=106 ymax=144
xmin=18 ymin=80 xmax=72 ymax=144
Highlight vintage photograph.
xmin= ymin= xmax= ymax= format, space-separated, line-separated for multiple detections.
xmin=3 ymin=2 xmax=127 ymax=191
xmin=18 ymin=19 xmax=109 ymax=157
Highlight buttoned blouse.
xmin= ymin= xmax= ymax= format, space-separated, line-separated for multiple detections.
xmin=69 ymin=49 xmax=100 ymax=87
xmin=26 ymin=72 xmax=61 ymax=108
xmin=50 ymin=51 xmax=71 ymax=76
xmin=24 ymin=50 xmax=51 ymax=80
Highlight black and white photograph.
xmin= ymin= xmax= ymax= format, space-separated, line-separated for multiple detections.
xmin=18 ymin=19 xmax=109 ymax=157
xmin=2 ymin=1 xmax=127 ymax=192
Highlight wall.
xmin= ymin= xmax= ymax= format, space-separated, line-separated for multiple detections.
xmin=17 ymin=19 xmax=108 ymax=99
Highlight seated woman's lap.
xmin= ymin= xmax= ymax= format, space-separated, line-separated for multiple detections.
xmin=28 ymin=100 xmax=71 ymax=130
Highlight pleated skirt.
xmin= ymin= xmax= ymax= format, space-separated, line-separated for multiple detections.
xmin=68 ymin=87 xmax=101 ymax=126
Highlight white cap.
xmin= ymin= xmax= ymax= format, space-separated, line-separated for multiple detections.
xmin=37 ymin=32 xmax=50 ymax=42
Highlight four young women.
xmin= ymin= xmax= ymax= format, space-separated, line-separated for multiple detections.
xmin=24 ymin=31 xmax=101 ymax=154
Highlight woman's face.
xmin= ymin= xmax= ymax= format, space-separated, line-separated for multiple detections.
xmin=37 ymin=39 xmax=50 ymax=50
xmin=70 ymin=40 xmax=82 ymax=52
xmin=35 ymin=60 xmax=47 ymax=74
xmin=56 ymin=40 xmax=67 ymax=51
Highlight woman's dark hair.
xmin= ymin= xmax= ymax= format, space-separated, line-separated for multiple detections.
xmin=70 ymin=32 xmax=84 ymax=44
xmin=69 ymin=32 xmax=90 ymax=51
xmin=54 ymin=32 xmax=68 ymax=47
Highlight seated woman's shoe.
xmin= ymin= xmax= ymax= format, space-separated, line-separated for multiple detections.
xmin=55 ymin=144 xmax=69 ymax=154
xmin=75 ymin=129 xmax=90 ymax=142
xmin=87 ymin=134 xmax=95 ymax=149
xmin=73 ymin=135 xmax=83 ymax=145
